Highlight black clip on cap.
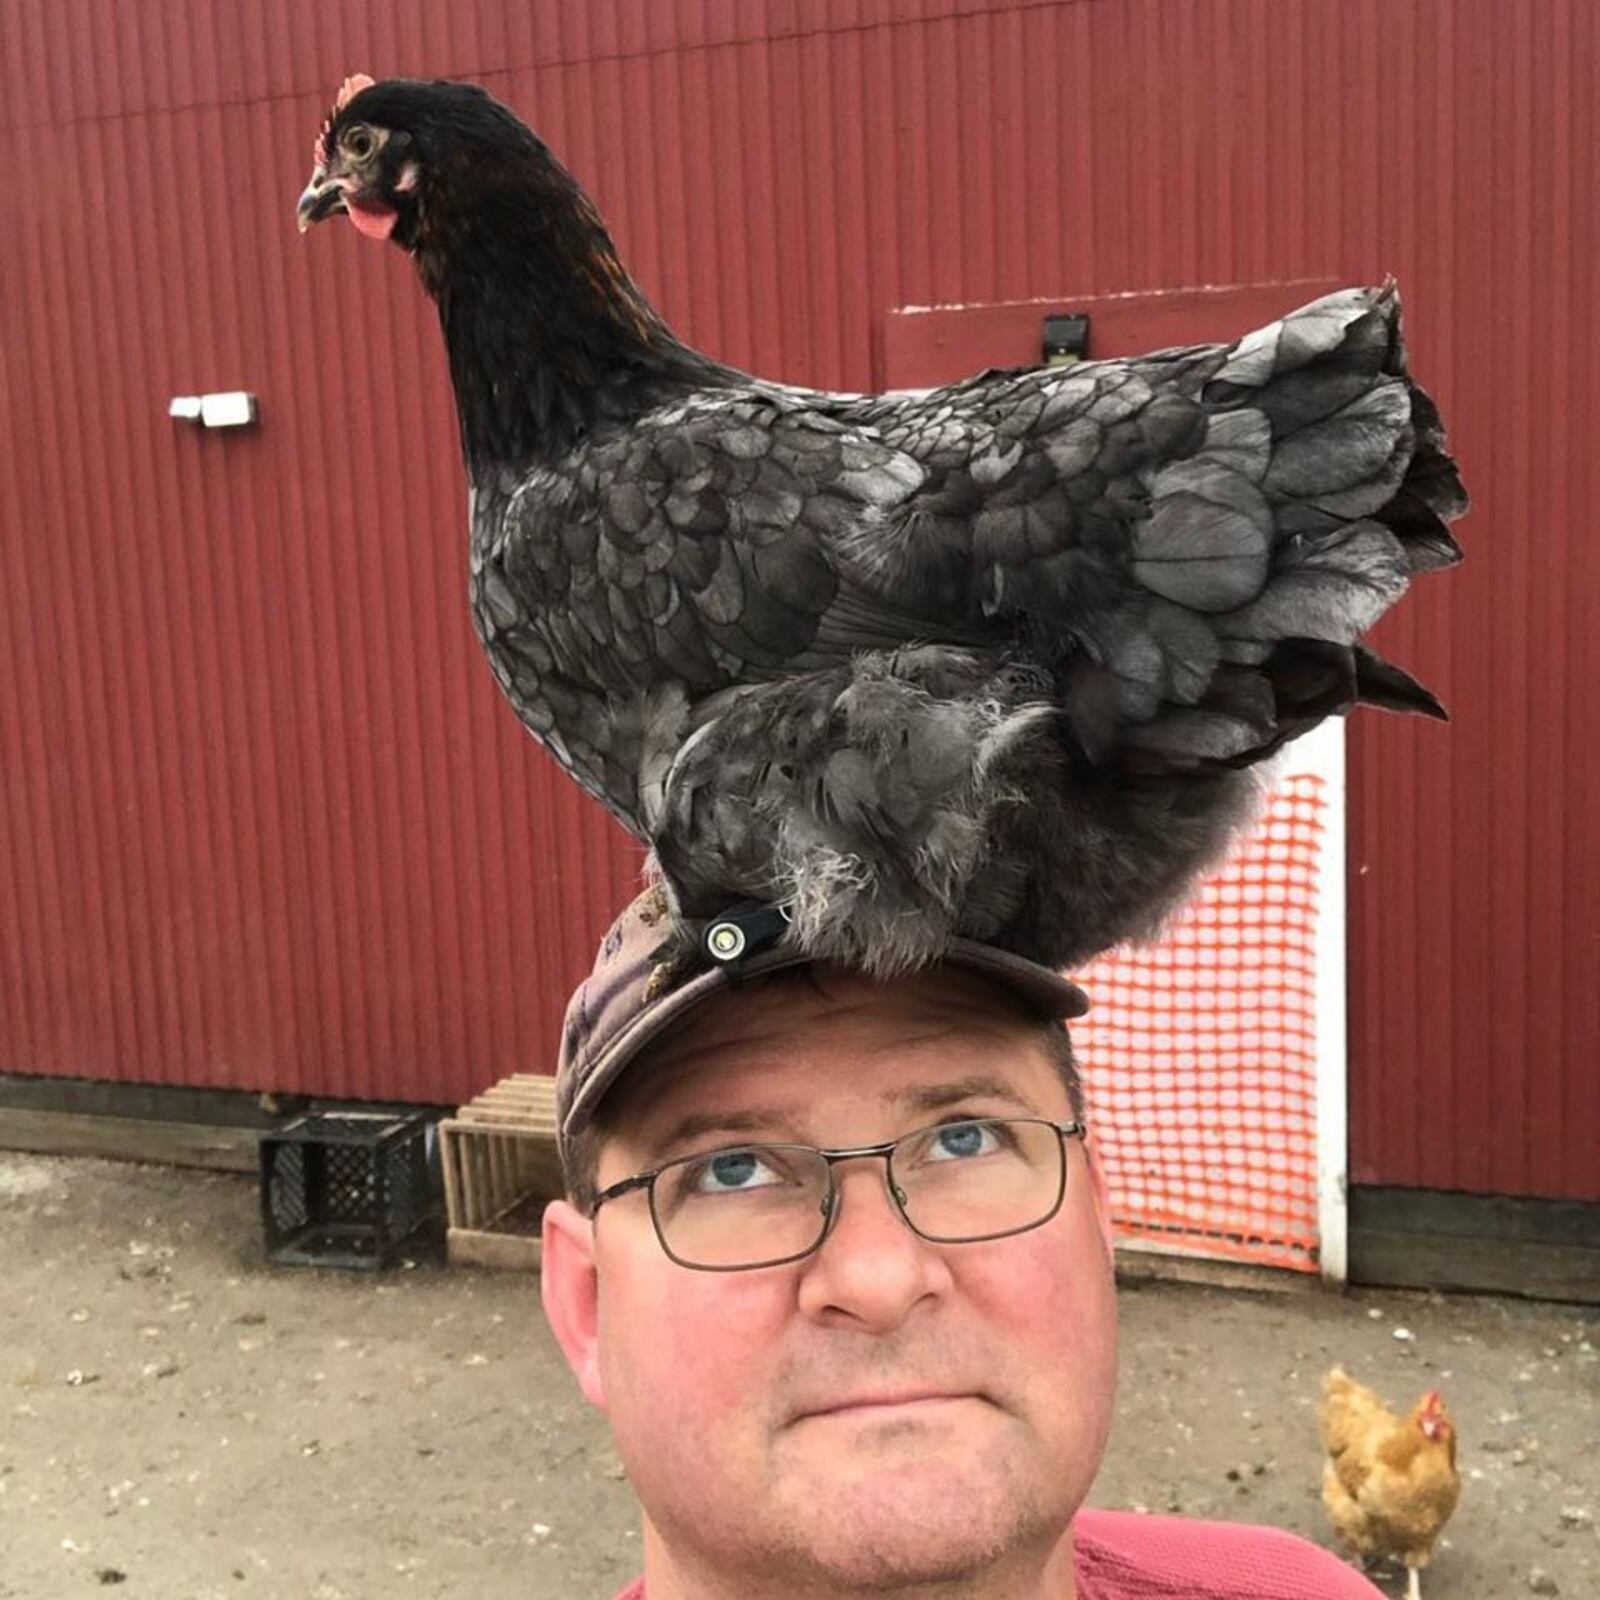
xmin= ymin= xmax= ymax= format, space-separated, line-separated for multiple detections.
xmin=700 ymin=900 xmax=790 ymax=977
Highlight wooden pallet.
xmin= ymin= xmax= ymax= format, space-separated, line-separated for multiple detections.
xmin=439 ymin=1074 xmax=563 ymax=1271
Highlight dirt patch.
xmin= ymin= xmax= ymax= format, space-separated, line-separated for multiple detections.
xmin=1 ymin=1150 xmax=1594 ymax=1598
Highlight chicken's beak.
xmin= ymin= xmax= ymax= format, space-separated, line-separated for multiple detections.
xmin=296 ymin=169 xmax=348 ymax=232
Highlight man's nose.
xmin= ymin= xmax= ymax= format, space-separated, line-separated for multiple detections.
xmin=794 ymin=1161 xmax=953 ymax=1330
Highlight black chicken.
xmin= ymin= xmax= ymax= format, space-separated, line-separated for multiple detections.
xmin=298 ymin=76 xmax=1465 ymax=975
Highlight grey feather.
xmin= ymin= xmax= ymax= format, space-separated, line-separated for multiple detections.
xmin=1133 ymin=459 xmax=1273 ymax=610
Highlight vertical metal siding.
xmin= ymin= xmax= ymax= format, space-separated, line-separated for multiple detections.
xmin=2 ymin=1 xmax=1595 ymax=1198
xmin=1344 ymin=0 xmax=1600 ymax=1203
xmin=0 ymin=10 xmax=647 ymax=1107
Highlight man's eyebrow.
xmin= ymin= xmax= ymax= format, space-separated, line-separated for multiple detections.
xmin=644 ymin=1107 xmax=797 ymax=1161
xmin=894 ymin=1076 xmax=1040 ymax=1116
xmin=643 ymin=1077 xmax=1039 ymax=1162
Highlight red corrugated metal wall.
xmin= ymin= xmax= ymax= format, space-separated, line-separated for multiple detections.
xmin=2 ymin=2 xmax=1595 ymax=1197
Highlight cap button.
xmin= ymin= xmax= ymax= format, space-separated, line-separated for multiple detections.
xmin=705 ymin=921 xmax=747 ymax=962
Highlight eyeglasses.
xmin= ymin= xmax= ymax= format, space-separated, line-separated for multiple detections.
xmin=590 ymin=1116 xmax=1086 ymax=1271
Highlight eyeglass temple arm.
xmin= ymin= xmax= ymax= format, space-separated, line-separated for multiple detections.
xmin=590 ymin=1170 xmax=653 ymax=1216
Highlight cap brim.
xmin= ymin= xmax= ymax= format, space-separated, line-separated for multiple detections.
xmin=562 ymin=940 xmax=1089 ymax=1146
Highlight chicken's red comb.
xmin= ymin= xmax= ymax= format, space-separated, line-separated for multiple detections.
xmin=335 ymin=72 xmax=376 ymax=111
xmin=314 ymin=72 xmax=377 ymax=168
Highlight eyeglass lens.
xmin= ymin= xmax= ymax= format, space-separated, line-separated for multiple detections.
xmin=648 ymin=1117 xmax=1067 ymax=1269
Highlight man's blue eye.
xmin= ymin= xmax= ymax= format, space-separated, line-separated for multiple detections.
xmin=708 ymin=1151 xmax=759 ymax=1187
xmin=932 ymin=1122 xmax=995 ymax=1160
xmin=681 ymin=1148 xmax=788 ymax=1195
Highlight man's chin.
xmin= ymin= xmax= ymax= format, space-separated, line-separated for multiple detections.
xmin=768 ymin=1457 xmax=1053 ymax=1590
xmin=769 ymin=1422 xmax=1059 ymax=1573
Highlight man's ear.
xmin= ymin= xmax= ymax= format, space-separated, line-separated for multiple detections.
xmin=541 ymin=1199 xmax=606 ymax=1408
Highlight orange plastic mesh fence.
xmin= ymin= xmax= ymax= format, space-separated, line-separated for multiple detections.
xmin=1073 ymin=775 xmax=1328 ymax=1273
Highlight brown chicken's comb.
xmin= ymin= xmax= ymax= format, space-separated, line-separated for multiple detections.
xmin=315 ymin=72 xmax=377 ymax=168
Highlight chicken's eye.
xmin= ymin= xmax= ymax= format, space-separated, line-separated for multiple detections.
xmin=342 ymin=125 xmax=378 ymax=162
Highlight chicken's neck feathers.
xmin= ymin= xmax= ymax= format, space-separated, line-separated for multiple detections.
xmin=417 ymin=157 xmax=731 ymax=477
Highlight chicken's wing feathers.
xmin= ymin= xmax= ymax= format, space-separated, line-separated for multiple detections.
xmin=472 ymin=390 xmax=956 ymax=824
xmin=472 ymin=283 xmax=1462 ymax=961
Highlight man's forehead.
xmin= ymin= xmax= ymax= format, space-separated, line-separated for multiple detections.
xmin=601 ymin=965 xmax=1056 ymax=1147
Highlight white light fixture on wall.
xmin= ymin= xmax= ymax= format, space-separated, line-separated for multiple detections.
xmin=168 ymin=391 xmax=260 ymax=429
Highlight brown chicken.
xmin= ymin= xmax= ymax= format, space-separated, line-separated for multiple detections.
xmin=1319 ymin=1366 xmax=1461 ymax=1600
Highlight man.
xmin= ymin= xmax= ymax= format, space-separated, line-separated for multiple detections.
xmin=542 ymin=892 xmax=1381 ymax=1600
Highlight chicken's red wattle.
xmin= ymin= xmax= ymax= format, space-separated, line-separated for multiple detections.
xmin=345 ymin=198 xmax=397 ymax=240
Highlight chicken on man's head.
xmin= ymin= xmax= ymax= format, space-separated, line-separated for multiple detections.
xmin=293 ymin=74 xmax=1466 ymax=989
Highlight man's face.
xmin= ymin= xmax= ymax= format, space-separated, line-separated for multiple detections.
xmin=542 ymin=969 xmax=1118 ymax=1594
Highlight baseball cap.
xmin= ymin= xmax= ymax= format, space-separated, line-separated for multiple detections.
xmin=555 ymin=889 xmax=1091 ymax=1158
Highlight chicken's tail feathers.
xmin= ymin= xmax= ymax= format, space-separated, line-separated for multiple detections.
xmin=1244 ymin=282 xmax=1465 ymax=733
xmin=1319 ymin=1366 xmax=1361 ymax=1458
xmin=1355 ymin=646 xmax=1447 ymax=721
xmin=1368 ymin=279 xmax=1468 ymax=578
xmin=1083 ymin=282 xmax=1465 ymax=776
xmin=1200 ymin=280 xmax=1469 ymax=571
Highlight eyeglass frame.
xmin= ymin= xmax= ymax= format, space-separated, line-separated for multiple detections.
xmin=588 ymin=1116 xmax=1088 ymax=1272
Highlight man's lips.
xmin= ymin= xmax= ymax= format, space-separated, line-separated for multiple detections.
xmin=794 ymin=1389 xmax=984 ymax=1421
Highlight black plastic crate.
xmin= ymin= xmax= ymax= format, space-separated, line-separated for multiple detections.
xmin=260 ymin=1111 xmax=441 ymax=1269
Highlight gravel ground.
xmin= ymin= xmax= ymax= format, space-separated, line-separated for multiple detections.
xmin=1 ymin=1150 xmax=1594 ymax=1600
